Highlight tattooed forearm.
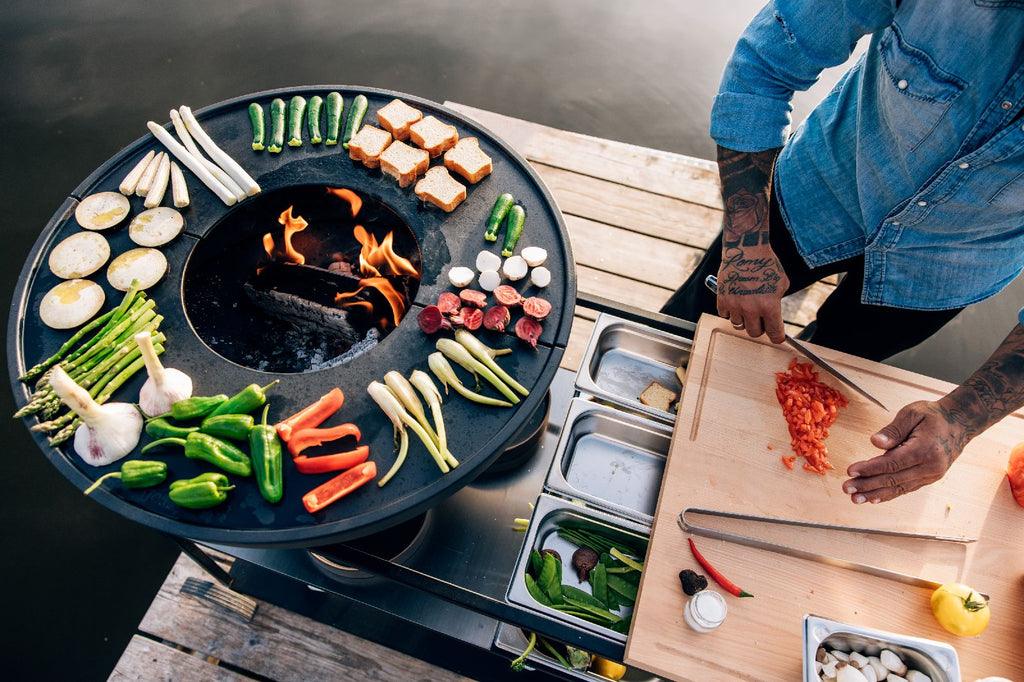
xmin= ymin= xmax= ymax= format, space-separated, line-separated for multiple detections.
xmin=939 ymin=325 xmax=1024 ymax=439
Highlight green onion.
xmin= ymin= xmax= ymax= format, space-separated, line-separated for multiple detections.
xmin=427 ymin=352 xmax=513 ymax=407
xmin=437 ymin=339 xmax=520 ymax=404
xmin=455 ymin=330 xmax=529 ymax=397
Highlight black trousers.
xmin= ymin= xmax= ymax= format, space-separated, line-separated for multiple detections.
xmin=660 ymin=195 xmax=963 ymax=361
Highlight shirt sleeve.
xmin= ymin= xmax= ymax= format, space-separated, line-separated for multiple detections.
xmin=1018 ymin=306 xmax=1023 ymax=327
xmin=711 ymin=0 xmax=896 ymax=152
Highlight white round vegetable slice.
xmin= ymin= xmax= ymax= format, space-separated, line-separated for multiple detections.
xmin=521 ymin=246 xmax=548 ymax=267
xmin=107 ymin=247 xmax=168 ymax=291
xmin=39 ymin=279 xmax=105 ymax=329
xmin=478 ymin=269 xmax=501 ymax=292
xmin=48 ymin=232 xmax=110 ymax=279
xmin=75 ymin=192 xmax=131 ymax=231
xmin=129 ymin=207 xmax=185 ymax=247
xmin=475 ymin=250 xmax=502 ymax=273
xmin=502 ymin=255 xmax=528 ymax=281
xmin=531 ymin=266 xmax=551 ymax=288
xmin=448 ymin=266 xmax=475 ymax=288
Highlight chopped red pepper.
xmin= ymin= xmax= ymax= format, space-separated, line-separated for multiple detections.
xmin=293 ymin=446 xmax=370 ymax=474
xmin=276 ymin=388 xmax=345 ymax=442
xmin=302 ymin=461 xmax=377 ymax=513
xmin=688 ymin=538 xmax=753 ymax=598
xmin=287 ymin=422 xmax=361 ymax=458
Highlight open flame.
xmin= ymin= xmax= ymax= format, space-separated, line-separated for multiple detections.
xmin=326 ymin=187 xmax=363 ymax=217
xmin=352 ymin=225 xmax=419 ymax=278
xmin=278 ymin=206 xmax=309 ymax=265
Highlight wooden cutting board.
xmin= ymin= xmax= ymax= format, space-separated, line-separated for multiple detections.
xmin=625 ymin=314 xmax=1024 ymax=681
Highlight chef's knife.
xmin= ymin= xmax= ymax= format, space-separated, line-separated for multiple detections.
xmin=704 ymin=274 xmax=888 ymax=411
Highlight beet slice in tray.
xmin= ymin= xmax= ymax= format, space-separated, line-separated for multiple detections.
xmin=482 ymin=305 xmax=511 ymax=332
xmin=492 ymin=284 xmax=522 ymax=307
xmin=515 ymin=316 xmax=542 ymax=348
xmin=522 ymin=296 xmax=551 ymax=321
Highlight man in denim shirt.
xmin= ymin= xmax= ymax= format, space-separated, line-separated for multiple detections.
xmin=663 ymin=0 xmax=1024 ymax=504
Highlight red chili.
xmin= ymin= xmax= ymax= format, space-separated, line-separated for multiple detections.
xmin=688 ymin=538 xmax=753 ymax=598
xmin=302 ymin=461 xmax=377 ymax=513
xmin=287 ymin=423 xmax=361 ymax=457
xmin=275 ymin=388 xmax=344 ymax=442
xmin=293 ymin=446 xmax=370 ymax=474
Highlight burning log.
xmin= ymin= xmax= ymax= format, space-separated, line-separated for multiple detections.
xmin=243 ymin=285 xmax=364 ymax=345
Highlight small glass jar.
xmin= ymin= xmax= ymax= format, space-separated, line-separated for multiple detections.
xmin=683 ymin=589 xmax=727 ymax=633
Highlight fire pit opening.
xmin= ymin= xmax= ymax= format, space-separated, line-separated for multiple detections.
xmin=183 ymin=185 xmax=421 ymax=373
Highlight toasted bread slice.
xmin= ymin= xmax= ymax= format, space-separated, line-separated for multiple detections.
xmin=348 ymin=125 xmax=393 ymax=169
xmin=376 ymin=98 xmax=423 ymax=141
xmin=409 ymin=116 xmax=459 ymax=157
xmin=639 ymin=381 xmax=678 ymax=412
xmin=675 ymin=365 xmax=686 ymax=386
xmin=443 ymin=137 xmax=492 ymax=184
xmin=415 ymin=166 xmax=467 ymax=212
xmin=379 ymin=140 xmax=430 ymax=188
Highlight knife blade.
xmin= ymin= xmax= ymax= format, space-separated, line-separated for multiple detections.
xmin=704 ymin=275 xmax=888 ymax=411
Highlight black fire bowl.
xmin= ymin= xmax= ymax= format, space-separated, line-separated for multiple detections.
xmin=9 ymin=86 xmax=575 ymax=548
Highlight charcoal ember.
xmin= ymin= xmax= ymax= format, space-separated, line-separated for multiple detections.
xmin=242 ymin=284 xmax=363 ymax=345
xmin=437 ymin=291 xmax=461 ymax=314
xmin=493 ymin=284 xmax=522 ymax=307
xmin=460 ymin=306 xmax=483 ymax=331
xmin=482 ymin=305 xmax=511 ymax=332
xmin=522 ymin=296 xmax=552 ymax=321
xmin=459 ymin=289 xmax=488 ymax=308
xmin=418 ymin=305 xmax=449 ymax=334
xmin=515 ymin=316 xmax=542 ymax=348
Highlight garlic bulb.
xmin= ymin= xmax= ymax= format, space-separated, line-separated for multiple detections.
xmin=49 ymin=366 xmax=142 ymax=466
xmin=135 ymin=331 xmax=192 ymax=416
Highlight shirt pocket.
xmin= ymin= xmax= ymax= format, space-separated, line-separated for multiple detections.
xmin=876 ymin=24 xmax=966 ymax=153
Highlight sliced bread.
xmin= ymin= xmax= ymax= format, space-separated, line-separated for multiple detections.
xmin=443 ymin=137 xmax=492 ymax=183
xmin=639 ymin=381 xmax=678 ymax=412
xmin=415 ymin=166 xmax=467 ymax=212
xmin=409 ymin=116 xmax=459 ymax=157
xmin=348 ymin=125 xmax=393 ymax=169
xmin=379 ymin=140 xmax=430 ymax=188
xmin=376 ymin=98 xmax=423 ymax=141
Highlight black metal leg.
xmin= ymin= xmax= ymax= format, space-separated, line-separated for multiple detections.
xmin=172 ymin=535 xmax=234 ymax=587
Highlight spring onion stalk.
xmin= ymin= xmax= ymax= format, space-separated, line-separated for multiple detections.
xmin=168 ymin=108 xmax=246 ymax=201
xmin=437 ymin=339 xmax=520 ymax=404
xmin=370 ymin=381 xmax=409 ymax=487
xmin=147 ymin=121 xmax=236 ymax=206
xmin=454 ymin=330 xmax=529 ymax=397
xmin=368 ymin=381 xmax=450 ymax=482
xmin=427 ymin=353 xmax=513 ymax=407
xmin=178 ymin=106 xmax=261 ymax=197
xmin=408 ymin=370 xmax=456 ymax=469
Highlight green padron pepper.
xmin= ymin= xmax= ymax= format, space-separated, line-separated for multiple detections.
xmin=84 ymin=460 xmax=168 ymax=495
xmin=145 ymin=417 xmax=198 ymax=440
xmin=169 ymin=472 xmax=234 ymax=509
xmin=249 ymin=406 xmax=283 ymax=504
xmin=142 ymin=432 xmax=252 ymax=477
xmin=169 ymin=394 xmax=229 ymax=421
xmin=200 ymin=413 xmax=254 ymax=442
xmin=207 ymin=381 xmax=280 ymax=418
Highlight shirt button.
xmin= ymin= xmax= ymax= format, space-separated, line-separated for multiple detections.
xmin=917 ymin=200 xmax=928 ymax=207
xmin=1002 ymin=101 xmax=1013 ymax=110
xmin=897 ymin=79 xmax=909 ymax=90
xmin=959 ymin=162 xmax=970 ymax=169
xmin=891 ymin=221 xmax=901 ymax=226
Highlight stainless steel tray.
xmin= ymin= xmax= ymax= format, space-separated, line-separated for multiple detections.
xmin=493 ymin=623 xmax=660 ymax=681
xmin=546 ymin=399 xmax=671 ymax=526
xmin=574 ymin=314 xmax=691 ymax=424
xmin=802 ymin=615 xmax=961 ymax=682
xmin=507 ymin=494 xmax=650 ymax=644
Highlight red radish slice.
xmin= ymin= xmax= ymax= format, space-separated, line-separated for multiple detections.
xmin=460 ymin=307 xmax=483 ymax=331
xmin=515 ymin=317 xmax=542 ymax=348
xmin=459 ymin=289 xmax=488 ymax=308
xmin=522 ymin=297 xmax=552 ymax=321
xmin=418 ymin=305 xmax=447 ymax=334
xmin=483 ymin=305 xmax=511 ymax=332
xmin=437 ymin=291 xmax=461 ymax=314
xmin=493 ymin=285 xmax=522 ymax=307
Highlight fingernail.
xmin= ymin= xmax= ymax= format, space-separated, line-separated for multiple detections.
xmin=870 ymin=498 xmax=880 ymax=504
xmin=853 ymin=494 xmax=866 ymax=504
xmin=843 ymin=483 xmax=857 ymax=494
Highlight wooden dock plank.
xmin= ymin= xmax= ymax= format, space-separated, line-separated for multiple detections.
xmin=137 ymin=554 xmax=470 ymax=682
xmin=562 ymin=315 xmax=596 ymax=371
xmin=109 ymin=635 xmax=249 ymax=682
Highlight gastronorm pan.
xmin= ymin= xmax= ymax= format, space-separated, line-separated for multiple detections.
xmin=507 ymin=493 xmax=650 ymax=644
xmin=574 ymin=314 xmax=691 ymax=424
xmin=545 ymin=399 xmax=671 ymax=526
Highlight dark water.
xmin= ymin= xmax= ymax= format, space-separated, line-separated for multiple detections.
xmin=2 ymin=1 xmax=1019 ymax=677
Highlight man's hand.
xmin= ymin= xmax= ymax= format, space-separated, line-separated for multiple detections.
xmin=714 ymin=146 xmax=787 ymax=344
xmin=842 ymin=401 xmax=967 ymax=504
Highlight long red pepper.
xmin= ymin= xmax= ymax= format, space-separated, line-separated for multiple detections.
xmin=302 ymin=461 xmax=377 ymax=513
xmin=688 ymin=538 xmax=754 ymax=598
xmin=287 ymin=423 xmax=361 ymax=458
xmin=276 ymin=388 xmax=345 ymax=442
xmin=293 ymin=446 xmax=370 ymax=475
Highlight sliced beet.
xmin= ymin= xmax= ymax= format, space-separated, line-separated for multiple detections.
xmin=482 ymin=305 xmax=511 ymax=332
xmin=515 ymin=316 xmax=542 ymax=348
xmin=493 ymin=284 xmax=522 ymax=307
xmin=522 ymin=296 xmax=552 ymax=321
xmin=418 ymin=305 xmax=446 ymax=334
xmin=460 ymin=306 xmax=483 ymax=331
xmin=459 ymin=289 xmax=488 ymax=308
xmin=437 ymin=291 xmax=461 ymax=314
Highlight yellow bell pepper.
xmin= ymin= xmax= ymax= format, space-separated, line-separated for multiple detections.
xmin=930 ymin=582 xmax=990 ymax=637
xmin=590 ymin=656 xmax=627 ymax=681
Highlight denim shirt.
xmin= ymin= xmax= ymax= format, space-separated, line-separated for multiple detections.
xmin=711 ymin=0 xmax=1024 ymax=311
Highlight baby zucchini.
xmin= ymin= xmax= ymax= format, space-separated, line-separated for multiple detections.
xmin=287 ymin=95 xmax=306 ymax=147
xmin=307 ymin=95 xmax=323 ymax=144
xmin=484 ymin=193 xmax=514 ymax=242
xmin=501 ymin=204 xmax=526 ymax=257
xmin=268 ymin=98 xmax=286 ymax=153
xmin=342 ymin=94 xmax=368 ymax=149
xmin=248 ymin=103 xmax=265 ymax=151
xmin=325 ymin=92 xmax=344 ymax=145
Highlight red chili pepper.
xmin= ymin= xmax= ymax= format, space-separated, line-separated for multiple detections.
xmin=302 ymin=461 xmax=377 ymax=513
xmin=293 ymin=446 xmax=370 ymax=474
xmin=275 ymin=388 xmax=345 ymax=443
xmin=286 ymin=422 xmax=361 ymax=458
xmin=688 ymin=538 xmax=753 ymax=598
